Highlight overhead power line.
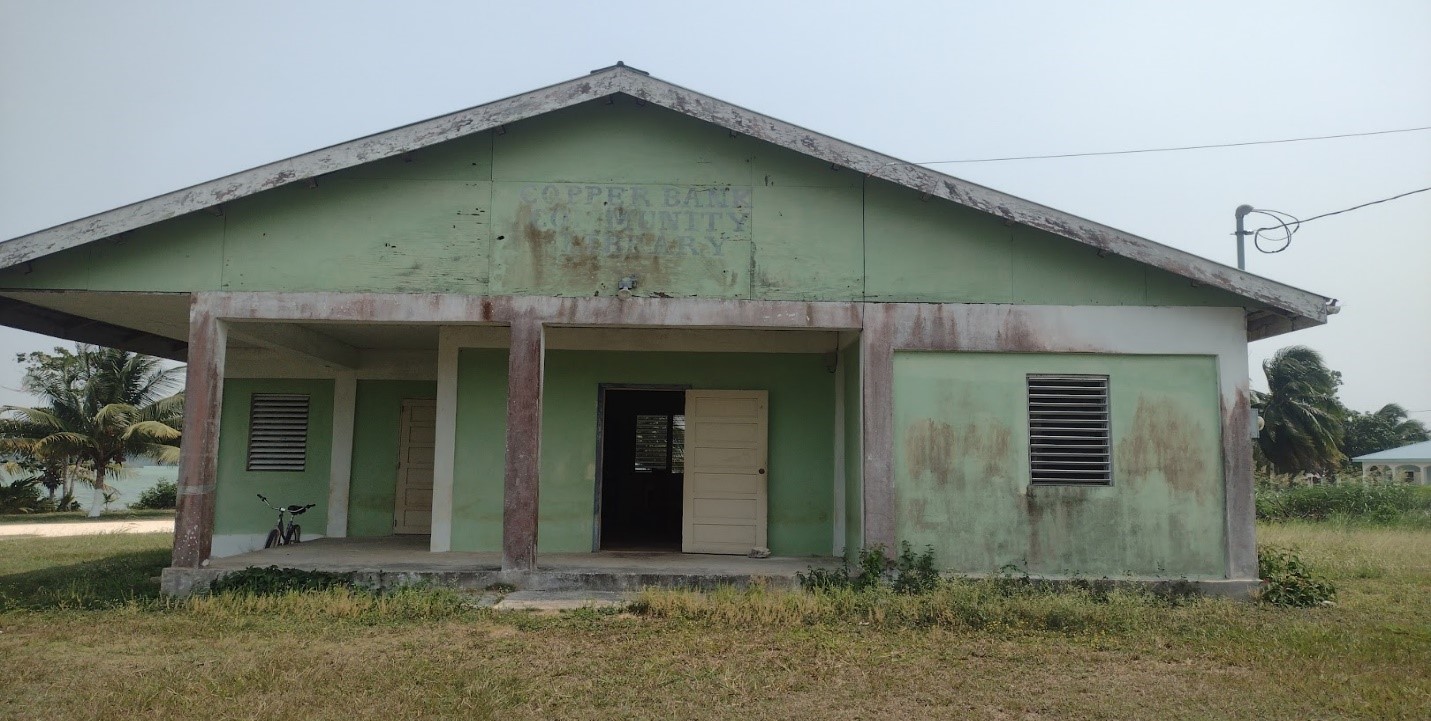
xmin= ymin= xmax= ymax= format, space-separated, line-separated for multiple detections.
xmin=909 ymin=124 xmax=1431 ymax=165
xmin=1249 ymin=185 xmax=1431 ymax=255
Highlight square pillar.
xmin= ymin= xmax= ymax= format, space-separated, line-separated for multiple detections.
xmin=172 ymin=298 xmax=227 ymax=568
xmin=502 ymin=315 xmax=545 ymax=572
xmin=430 ymin=330 xmax=461 ymax=552
xmin=325 ymin=373 xmax=358 ymax=538
xmin=860 ymin=306 xmax=896 ymax=552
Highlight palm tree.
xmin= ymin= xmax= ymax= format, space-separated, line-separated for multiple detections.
xmin=1342 ymin=403 xmax=1430 ymax=463
xmin=1253 ymin=346 xmax=1345 ymax=475
xmin=0 ymin=346 xmax=183 ymax=517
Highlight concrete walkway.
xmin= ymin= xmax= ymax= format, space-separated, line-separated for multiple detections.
xmin=493 ymin=590 xmax=634 ymax=612
xmin=0 ymin=519 xmax=173 ymax=538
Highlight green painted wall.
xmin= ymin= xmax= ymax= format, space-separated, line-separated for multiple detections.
xmin=841 ymin=343 xmax=862 ymax=561
xmin=893 ymin=352 xmax=1226 ymax=579
xmin=539 ymin=350 xmax=835 ymax=556
xmin=346 ymin=380 xmax=438 ymax=537
xmin=0 ymin=99 xmax=1261 ymax=311
xmin=213 ymin=379 xmax=334 ymax=537
xmin=450 ymin=349 xmax=509 ymax=552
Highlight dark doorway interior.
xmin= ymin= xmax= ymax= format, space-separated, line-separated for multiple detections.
xmin=600 ymin=389 xmax=685 ymax=550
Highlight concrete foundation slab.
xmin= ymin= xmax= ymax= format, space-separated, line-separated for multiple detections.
xmin=163 ymin=536 xmax=837 ymax=596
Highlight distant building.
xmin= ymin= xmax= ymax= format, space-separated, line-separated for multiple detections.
xmin=1354 ymin=440 xmax=1431 ymax=484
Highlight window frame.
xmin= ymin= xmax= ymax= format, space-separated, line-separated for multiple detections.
xmin=246 ymin=392 xmax=312 ymax=473
xmin=1025 ymin=374 xmax=1112 ymax=487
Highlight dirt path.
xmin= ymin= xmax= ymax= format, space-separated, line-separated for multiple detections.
xmin=0 ymin=519 xmax=172 ymax=538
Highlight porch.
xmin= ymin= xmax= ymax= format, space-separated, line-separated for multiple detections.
xmin=161 ymin=536 xmax=839 ymax=596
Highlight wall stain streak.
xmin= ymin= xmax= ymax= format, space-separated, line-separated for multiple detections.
xmin=1116 ymin=397 xmax=1210 ymax=498
xmin=904 ymin=418 xmax=955 ymax=486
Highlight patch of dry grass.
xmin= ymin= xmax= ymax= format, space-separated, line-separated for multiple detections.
xmin=0 ymin=524 xmax=1427 ymax=720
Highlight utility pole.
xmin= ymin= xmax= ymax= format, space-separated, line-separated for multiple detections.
xmin=1234 ymin=204 xmax=1254 ymax=270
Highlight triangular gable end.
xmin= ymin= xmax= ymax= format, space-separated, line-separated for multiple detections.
xmin=0 ymin=63 xmax=1332 ymax=339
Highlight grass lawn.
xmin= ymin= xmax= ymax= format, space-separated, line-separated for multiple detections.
xmin=0 ymin=524 xmax=1427 ymax=720
xmin=0 ymin=509 xmax=176 ymax=525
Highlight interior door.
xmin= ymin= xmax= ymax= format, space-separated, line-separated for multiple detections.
xmin=682 ymin=390 xmax=768 ymax=554
xmin=393 ymin=399 xmax=436 ymax=534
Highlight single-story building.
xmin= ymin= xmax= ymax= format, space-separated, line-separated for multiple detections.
xmin=0 ymin=64 xmax=1336 ymax=595
xmin=1354 ymin=440 xmax=1431 ymax=484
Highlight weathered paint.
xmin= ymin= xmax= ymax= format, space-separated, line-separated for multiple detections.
xmin=0 ymin=101 xmax=1280 ymax=317
xmin=345 ymin=379 xmax=438 ymax=538
xmin=450 ymin=348 xmax=509 ymax=552
xmin=0 ymin=65 xmax=1330 ymax=327
xmin=212 ymin=378 xmax=334 ymax=546
xmin=502 ymin=317 xmax=544 ymax=571
xmin=893 ymin=352 xmax=1226 ymax=578
xmin=860 ymin=309 xmax=897 ymax=552
xmin=540 ymin=350 xmax=835 ymax=556
xmin=172 ymin=303 xmax=225 ymax=567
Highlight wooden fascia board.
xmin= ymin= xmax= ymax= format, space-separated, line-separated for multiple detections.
xmin=0 ymin=66 xmax=1330 ymax=325
xmin=0 ymin=71 xmax=625 ymax=269
xmin=609 ymin=72 xmax=1331 ymax=323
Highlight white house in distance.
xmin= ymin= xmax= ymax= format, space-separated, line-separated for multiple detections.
xmin=1354 ymin=440 xmax=1431 ymax=485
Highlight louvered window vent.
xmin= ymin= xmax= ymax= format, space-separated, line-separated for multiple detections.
xmin=247 ymin=393 xmax=310 ymax=472
xmin=1027 ymin=375 xmax=1111 ymax=485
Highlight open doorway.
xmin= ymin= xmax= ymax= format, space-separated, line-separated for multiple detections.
xmin=598 ymin=388 xmax=686 ymax=550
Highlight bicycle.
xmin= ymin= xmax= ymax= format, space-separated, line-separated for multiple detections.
xmin=257 ymin=494 xmax=315 ymax=548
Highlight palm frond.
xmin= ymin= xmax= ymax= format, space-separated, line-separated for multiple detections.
xmin=0 ymin=406 xmax=65 ymax=431
xmin=122 ymin=420 xmax=182 ymax=442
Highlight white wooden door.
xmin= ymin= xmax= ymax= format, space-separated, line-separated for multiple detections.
xmin=393 ymin=399 xmax=437 ymax=534
xmin=682 ymin=390 xmax=768 ymax=554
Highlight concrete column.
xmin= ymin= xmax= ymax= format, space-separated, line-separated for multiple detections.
xmin=1421 ymin=465 xmax=1429 ymax=485
xmin=325 ymin=373 xmax=358 ymax=537
xmin=1361 ymin=463 xmax=1370 ymax=482
xmin=429 ymin=331 xmax=461 ymax=552
xmin=832 ymin=341 xmax=846 ymax=557
xmin=860 ymin=306 xmax=896 ymax=553
xmin=172 ymin=297 xmax=227 ymax=568
xmin=502 ymin=315 xmax=545 ymax=572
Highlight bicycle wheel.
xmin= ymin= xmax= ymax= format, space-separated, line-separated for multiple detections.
xmin=264 ymin=529 xmax=280 ymax=549
xmin=286 ymin=524 xmax=302 ymax=544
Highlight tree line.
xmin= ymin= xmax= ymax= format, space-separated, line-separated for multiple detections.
xmin=1255 ymin=346 xmax=1428 ymax=477
xmin=0 ymin=346 xmax=183 ymax=516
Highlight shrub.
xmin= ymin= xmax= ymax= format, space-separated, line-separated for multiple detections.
xmin=209 ymin=566 xmax=354 ymax=595
xmin=0 ymin=478 xmax=53 ymax=514
xmin=1255 ymin=483 xmax=1431 ymax=524
xmin=131 ymin=480 xmax=177 ymax=510
xmin=799 ymin=542 xmax=939 ymax=594
xmin=1258 ymin=546 xmax=1335 ymax=607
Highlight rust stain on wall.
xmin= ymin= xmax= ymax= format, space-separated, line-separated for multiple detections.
xmin=903 ymin=417 xmax=1013 ymax=488
xmin=1116 ymin=397 xmax=1209 ymax=498
xmin=904 ymin=418 xmax=955 ymax=486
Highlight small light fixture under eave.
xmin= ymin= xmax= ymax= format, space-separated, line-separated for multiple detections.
xmin=1325 ymin=298 xmax=1341 ymax=315
xmin=617 ymin=275 xmax=638 ymax=300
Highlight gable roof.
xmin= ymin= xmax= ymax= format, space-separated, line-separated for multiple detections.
xmin=0 ymin=62 xmax=1333 ymax=337
xmin=1353 ymin=440 xmax=1431 ymax=463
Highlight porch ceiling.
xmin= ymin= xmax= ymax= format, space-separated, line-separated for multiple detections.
xmin=294 ymin=322 xmax=440 ymax=350
xmin=1 ymin=290 xmax=190 ymax=341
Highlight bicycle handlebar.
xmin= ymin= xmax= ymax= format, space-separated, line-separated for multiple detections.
xmin=257 ymin=494 xmax=313 ymax=514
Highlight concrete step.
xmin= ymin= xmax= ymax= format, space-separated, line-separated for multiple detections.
xmin=492 ymin=590 xmax=634 ymax=612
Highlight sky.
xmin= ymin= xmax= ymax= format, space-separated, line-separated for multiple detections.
xmin=0 ymin=0 xmax=1427 ymax=420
